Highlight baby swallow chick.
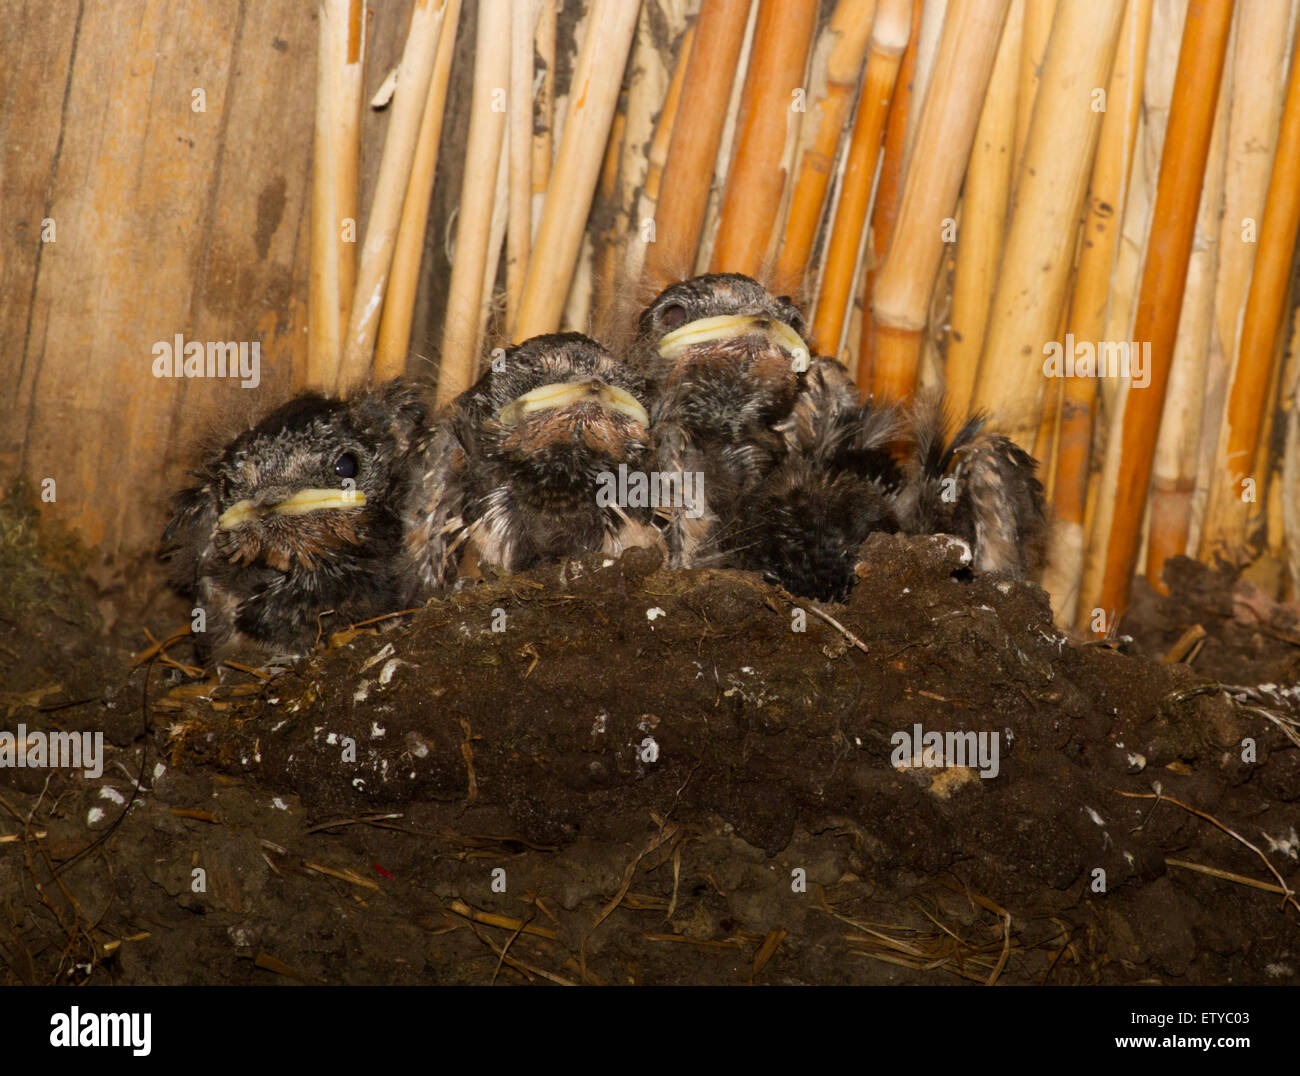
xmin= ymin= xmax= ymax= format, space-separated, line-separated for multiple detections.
xmin=414 ymin=332 xmax=662 ymax=581
xmin=894 ymin=400 xmax=1046 ymax=577
xmin=161 ymin=381 xmax=425 ymax=663
xmin=723 ymin=359 xmax=904 ymax=602
xmin=635 ymin=273 xmax=835 ymax=566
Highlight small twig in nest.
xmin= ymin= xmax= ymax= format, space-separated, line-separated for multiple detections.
xmin=643 ymin=934 xmax=744 ymax=950
xmin=447 ymin=900 xmax=558 ymax=940
xmin=518 ymin=642 xmax=540 ymax=677
xmin=1160 ymin=624 xmax=1206 ymax=664
xmin=808 ymin=604 xmax=869 ymax=654
xmin=582 ymin=823 xmax=680 ymax=979
xmin=1116 ymin=788 xmax=1300 ymax=914
xmin=302 ymin=860 xmax=382 ymax=891
xmin=222 ymin=660 xmax=274 ymax=680
xmin=349 ymin=607 xmax=423 ymax=629
xmin=458 ymin=717 xmax=478 ymax=804
xmin=131 ymin=625 xmax=193 ymax=668
xmin=1165 ymin=856 xmax=1293 ymax=896
xmin=750 ymin=928 xmax=786 ymax=982
xmin=463 ymin=920 xmax=574 ymax=986
xmin=305 ymin=812 xmax=404 ymax=834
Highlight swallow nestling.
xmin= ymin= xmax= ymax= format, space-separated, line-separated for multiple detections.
xmin=894 ymin=399 xmax=1047 ymax=578
xmin=723 ymin=371 xmax=903 ymax=602
xmin=161 ymin=381 xmax=425 ymax=662
xmin=635 ymin=273 xmax=843 ymax=566
xmin=407 ymin=332 xmax=662 ymax=585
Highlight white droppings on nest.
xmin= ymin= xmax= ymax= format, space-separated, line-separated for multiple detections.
xmin=325 ymin=732 xmax=338 ymax=745
xmin=1264 ymin=826 xmax=1299 ymax=860
xmin=353 ymin=681 xmax=370 ymax=704
xmin=267 ymin=697 xmax=279 ymax=705
xmin=646 ymin=607 xmax=666 ymax=621
xmin=404 ymin=731 xmax=430 ymax=758
xmin=723 ymin=670 xmax=775 ymax=707
xmin=1084 ymin=806 xmax=1106 ymax=826
xmin=937 ymin=535 xmax=973 ymax=566
xmin=592 ymin=711 xmax=608 ymax=736
xmin=352 ymin=777 xmax=366 ymax=790
xmin=271 ymin=718 xmax=287 ymax=732
xmin=152 ymin=761 xmax=167 ymax=781
xmin=1126 ymin=752 xmax=1146 ymax=771
xmin=228 ymin=925 xmax=255 ymax=947
xmin=271 ymin=797 xmax=289 ymax=811
xmin=99 ymin=786 xmax=125 ymax=805
xmin=901 ymin=587 xmax=910 ymax=594
xmin=359 ymin=642 xmax=396 ymax=672
xmin=86 ymin=806 xmax=104 ymax=825
xmin=995 ymin=580 xmax=1014 ymax=595
xmin=370 ymin=721 xmax=386 ymax=738
xmin=602 ymin=558 xmax=615 ymax=568
xmin=1266 ymin=963 xmax=1295 ymax=978
xmin=378 ymin=658 xmax=411 ymax=685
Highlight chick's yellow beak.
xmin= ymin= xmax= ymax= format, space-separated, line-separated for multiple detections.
xmin=217 ymin=487 xmax=367 ymax=530
xmin=656 ymin=314 xmax=810 ymax=372
xmin=497 ymin=380 xmax=650 ymax=428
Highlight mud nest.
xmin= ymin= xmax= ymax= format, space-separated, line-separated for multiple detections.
xmin=2 ymin=522 xmax=1299 ymax=985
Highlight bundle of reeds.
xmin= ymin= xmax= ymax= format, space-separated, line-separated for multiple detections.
xmin=306 ymin=0 xmax=1300 ymax=629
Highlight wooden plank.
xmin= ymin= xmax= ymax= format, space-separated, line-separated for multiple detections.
xmin=1 ymin=2 xmax=396 ymax=576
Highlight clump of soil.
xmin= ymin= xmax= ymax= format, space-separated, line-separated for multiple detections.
xmin=2 ymin=499 xmax=1298 ymax=985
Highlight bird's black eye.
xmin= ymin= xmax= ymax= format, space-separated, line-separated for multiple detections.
xmin=658 ymin=302 xmax=689 ymax=331
xmin=334 ymin=452 xmax=359 ymax=480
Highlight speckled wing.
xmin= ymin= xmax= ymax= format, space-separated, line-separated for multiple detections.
xmin=160 ymin=475 xmax=219 ymax=592
xmin=159 ymin=469 xmax=245 ymax=658
xmin=401 ymin=416 xmax=467 ymax=596
xmin=776 ymin=356 xmax=860 ymax=454
xmin=724 ymin=384 xmax=902 ymax=602
xmin=895 ymin=398 xmax=1046 ymax=577
xmin=959 ymin=433 xmax=1046 ymax=576
xmin=647 ymin=415 xmax=716 ymax=569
